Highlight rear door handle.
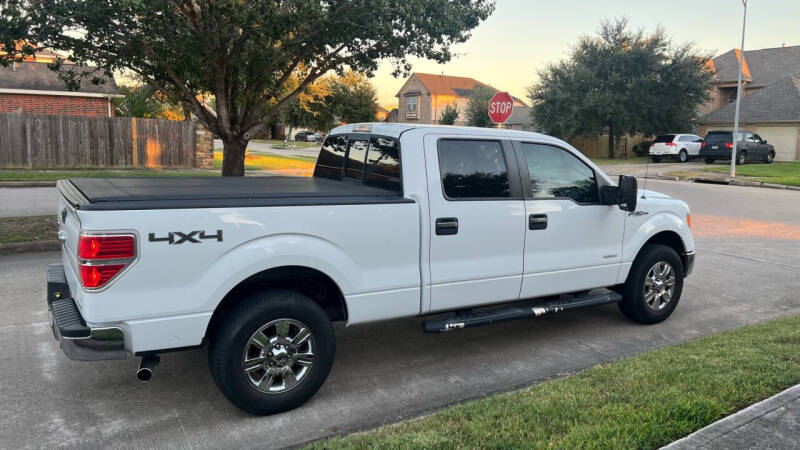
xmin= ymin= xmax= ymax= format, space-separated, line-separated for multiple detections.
xmin=529 ymin=214 xmax=548 ymax=230
xmin=435 ymin=218 xmax=459 ymax=236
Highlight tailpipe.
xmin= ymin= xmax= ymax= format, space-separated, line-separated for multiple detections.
xmin=137 ymin=356 xmax=160 ymax=382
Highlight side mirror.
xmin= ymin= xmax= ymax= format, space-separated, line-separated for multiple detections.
xmin=763 ymin=139 xmax=768 ymax=144
xmin=600 ymin=176 xmax=638 ymax=212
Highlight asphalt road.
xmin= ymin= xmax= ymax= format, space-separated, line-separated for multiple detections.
xmin=214 ymin=138 xmax=322 ymax=158
xmin=1 ymin=179 xmax=799 ymax=449
xmin=0 ymin=187 xmax=57 ymax=217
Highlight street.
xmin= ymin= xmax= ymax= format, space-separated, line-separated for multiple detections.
xmin=1 ymin=179 xmax=799 ymax=449
xmin=0 ymin=187 xmax=57 ymax=217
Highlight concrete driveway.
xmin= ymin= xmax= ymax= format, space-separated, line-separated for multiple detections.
xmin=1 ymin=179 xmax=799 ymax=449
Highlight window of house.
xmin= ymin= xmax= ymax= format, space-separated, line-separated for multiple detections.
xmin=364 ymin=136 xmax=402 ymax=192
xmin=437 ymin=140 xmax=510 ymax=199
xmin=405 ymin=96 xmax=418 ymax=118
xmin=345 ymin=139 xmax=369 ymax=180
xmin=519 ymin=143 xmax=598 ymax=204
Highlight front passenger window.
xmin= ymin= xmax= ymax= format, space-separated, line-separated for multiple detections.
xmin=520 ymin=143 xmax=598 ymax=203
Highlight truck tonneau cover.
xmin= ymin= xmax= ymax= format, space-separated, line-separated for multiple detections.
xmin=61 ymin=176 xmax=410 ymax=211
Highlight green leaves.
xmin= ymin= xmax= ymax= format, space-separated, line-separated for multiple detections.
xmin=438 ymin=104 xmax=459 ymax=125
xmin=465 ymin=85 xmax=496 ymax=128
xmin=529 ymin=18 xmax=713 ymax=146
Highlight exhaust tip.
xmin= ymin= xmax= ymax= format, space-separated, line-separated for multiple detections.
xmin=136 ymin=368 xmax=153 ymax=382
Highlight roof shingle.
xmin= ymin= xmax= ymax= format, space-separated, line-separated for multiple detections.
xmin=0 ymin=61 xmax=120 ymax=95
xmin=698 ymin=75 xmax=800 ymax=123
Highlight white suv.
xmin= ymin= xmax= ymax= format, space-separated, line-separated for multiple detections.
xmin=649 ymin=134 xmax=703 ymax=163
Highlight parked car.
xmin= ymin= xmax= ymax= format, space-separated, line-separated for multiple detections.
xmin=649 ymin=134 xmax=703 ymax=163
xmin=294 ymin=131 xmax=322 ymax=142
xmin=47 ymin=123 xmax=695 ymax=415
xmin=700 ymin=130 xmax=775 ymax=165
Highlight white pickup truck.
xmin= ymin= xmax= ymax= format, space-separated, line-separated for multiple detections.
xmin=47 ymin=123 xmax=694 ymax=415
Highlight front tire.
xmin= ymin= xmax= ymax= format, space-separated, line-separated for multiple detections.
xmin=765 ymin=151 xmax=775 ymax=164
xmin=619 ymin=244 xmax=684 ymax=324
xmin=208 ymin=289 xmax=336 ymax=415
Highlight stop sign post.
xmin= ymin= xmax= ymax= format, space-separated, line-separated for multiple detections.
xmin=488 ymin=92 xmax=514 ymax=127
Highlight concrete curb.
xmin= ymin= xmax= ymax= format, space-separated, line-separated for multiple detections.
xmin=0 ymin=181 xmax=57 ymax=188
xmin=658 ymin=172 xmax=799 ymax=192
xmin=663 ymin=384 xmax=800 ymax=449
xmin=0 ymin=240 xmax=60 ymax=255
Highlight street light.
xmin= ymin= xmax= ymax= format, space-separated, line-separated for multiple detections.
xmin=730 ymin=0 xmax=748 ymax=177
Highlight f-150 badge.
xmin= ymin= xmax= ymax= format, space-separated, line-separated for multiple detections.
xmin=148 ymin=230 xmax=223 ymax=245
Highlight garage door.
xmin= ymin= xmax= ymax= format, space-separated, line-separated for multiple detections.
xmin=757 ymin=125 xmax=799 ymax=161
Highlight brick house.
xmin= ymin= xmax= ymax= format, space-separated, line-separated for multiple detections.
xmin=0 ymin=61 xmax=122 ymax=117
xmin=395 ymin=73 xmax=526 ymax=126
xmin=696 ymin=45 xmax=800 ymax=161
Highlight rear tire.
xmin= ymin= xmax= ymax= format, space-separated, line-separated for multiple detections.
xmin=704 ymin=157 xmax=715 ymax=164
xmin=619 ymin=244 xmax=684 ymax=324
xmin=651 ymin=156 xmax=661 ymax=163
xmin=737 ymin=150 xmax=747 ymax=165
xmin=678 ymin=150 xmax=688 ymax=163
xmin=208 ymin=289 xmax=336 ymax=415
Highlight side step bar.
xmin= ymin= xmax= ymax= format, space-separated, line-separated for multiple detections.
xmin=422 ymin=291 xmax=622 ymax=333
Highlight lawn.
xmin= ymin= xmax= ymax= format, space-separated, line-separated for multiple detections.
xmin=213 ymin=150 xmax=316 ymax=173
xmin=311 ymin=314 xmax=800 ymax=449
xmin=0 ymin=169 xmax=219 ymax=182
xmin=0 ymin=215 xmax=57 ymax=244
xmin=251 ymin=139 xmax=321 ymax=150
xmin=704 ymin=162 xmax=800 ymax=187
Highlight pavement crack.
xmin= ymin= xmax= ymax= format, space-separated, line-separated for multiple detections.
xmin=696 ymin=247 xmax=800 ymax=270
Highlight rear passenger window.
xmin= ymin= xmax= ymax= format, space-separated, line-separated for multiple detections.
xmin=345 ymin=139 xmax=368 ymax=179
xmin=364 ymin=136 xmax=402 ymax=192
xmin=437 ymin=140 xmax=510 ymax=199
xmin=520 ymin=143 xmax=598 ymax=203
xmin=314 ymin=135 xmax=348 ymax=179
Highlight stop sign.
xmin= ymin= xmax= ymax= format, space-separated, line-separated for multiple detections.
xmin=488 ymin=92 xmax=514 ymax=124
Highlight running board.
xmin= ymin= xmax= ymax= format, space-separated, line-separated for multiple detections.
xmin=422 ymin=292 xmax=622 ymax=333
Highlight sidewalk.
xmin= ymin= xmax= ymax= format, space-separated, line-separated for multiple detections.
xmin=664 ymin=384 xmax=800 ymax=449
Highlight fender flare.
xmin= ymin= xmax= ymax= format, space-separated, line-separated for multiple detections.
xmin=618 ymin=211 xmax=694 ymax=283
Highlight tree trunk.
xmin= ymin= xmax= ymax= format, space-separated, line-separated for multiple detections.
xmin=608 ymin=123 xmax=616 ymax=159
xmin=221 ymin=137 xmax=248 ymax=176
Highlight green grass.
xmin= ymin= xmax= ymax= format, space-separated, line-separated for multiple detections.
xmin=0 ymin=215 xmax=57 ymax=244
xmin=704 ymin=162 xmax=800 ymax=187
xmin=312 ymin=314 xmax=800 ymax=449
xmin=251 ymin=139 xmax=320 ymax=149
xmin=592 ymin=156 xmax=649 ymax=165
xmin=213 ymin=150 xmax=316 ymax=172
xmin=0 ymin=169 xmax=219 ymax=182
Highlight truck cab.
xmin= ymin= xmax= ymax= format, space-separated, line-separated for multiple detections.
xmin=47 ymin=123 xmax=694 ymax=415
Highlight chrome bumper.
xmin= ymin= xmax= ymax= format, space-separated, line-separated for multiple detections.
xmin=47 ymin=264 xmax=127 ymax=361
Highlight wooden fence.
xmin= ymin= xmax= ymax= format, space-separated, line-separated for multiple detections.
xmin=0 ymin=112 xmax=198 ymax=168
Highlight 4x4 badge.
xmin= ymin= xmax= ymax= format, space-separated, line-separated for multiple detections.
xmin=148 ymin=230 xmax=223 ymax=245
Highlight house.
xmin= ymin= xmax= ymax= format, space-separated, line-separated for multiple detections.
xmin=0 ymin=61 xmax=122 ymax=117
xmin=502 ymin=105 xmax=535 ymax=132
xmin=697 ymin=45 xmax=800 ymax=161
xmin=395 ymin=73 xmax=526 ymax=126
xmin=375 ymin=105 xmax=390 ymax=122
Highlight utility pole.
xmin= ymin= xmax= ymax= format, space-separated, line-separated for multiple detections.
xmin=730 ymin=0 xmax=748 ymax=177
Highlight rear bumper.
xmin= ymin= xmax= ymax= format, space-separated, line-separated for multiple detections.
xmin=650 ymin=149 xmax=679 ymax=156
xmin=700 ymin=149 xmax=732 ymax=159
xmin=46 ymin=264 xmax=127 ymax=361
xmin=682 ymin=251 xmax=695 ymax=277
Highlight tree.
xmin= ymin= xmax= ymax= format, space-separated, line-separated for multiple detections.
xmin=328 ymin=70 xmax=378 ymax=125
xmin=438 ymin=104 xmax=460 ymax=125
xmin=465 ymin=85 xmax=496 ymax=128
xmin=114 ymin=84 xmax=188 ymax=120
xmin=528 ymin=18 xmax=713 ymax=158
xmin=1 ymin=0 xmax=495 ymax=175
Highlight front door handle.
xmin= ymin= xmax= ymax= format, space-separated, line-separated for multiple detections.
xmin=529 ymin=214 xmax=548 ymax=230
xmin=436 ymin=218 xmax=459 ymax=236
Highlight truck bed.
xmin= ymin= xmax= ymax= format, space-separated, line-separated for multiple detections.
xmin=58 ymin=176 xmax=411 ymax=211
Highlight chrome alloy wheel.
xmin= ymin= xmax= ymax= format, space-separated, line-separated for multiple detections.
xmin=242 ymin=318 xmax=315 ymax=394
xmin=643 ymin=261 xmax=676 ymax=311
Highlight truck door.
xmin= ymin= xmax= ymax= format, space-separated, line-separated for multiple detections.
xmin=515 ymin=141 xmax=625 ymax=298
xmin=424 ymin=136 xmax=526 ymax=313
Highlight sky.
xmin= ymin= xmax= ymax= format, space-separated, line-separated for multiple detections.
xmin=371 ymin=0 xmax=800 ymax=107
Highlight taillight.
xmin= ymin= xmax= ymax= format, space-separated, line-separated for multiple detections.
xmin=78 ymin=233 xmax=136 ymax=289
xmin=701 ymin=142 xmax=706 ymax=148
xmin=725 ymin=142 xmax=733 ymax=149
xmin=665 ymin=142 xmax=676 ymax=147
